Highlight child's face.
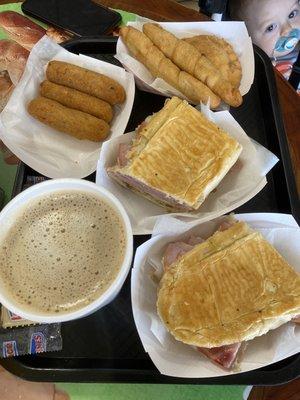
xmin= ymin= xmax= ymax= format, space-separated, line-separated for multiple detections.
xmin=245 ymin=0 xmax=300 ymax=57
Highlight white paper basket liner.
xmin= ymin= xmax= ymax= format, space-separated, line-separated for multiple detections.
xmin=131 ymin=213 xmax=300 ymax=378
xmin=116 ymin=21 xmax=254 ymax=102
xmin=0 ymin=36 xmax=135 ymax=178
xmin=96 ymin=109 xmax=278 ymax=235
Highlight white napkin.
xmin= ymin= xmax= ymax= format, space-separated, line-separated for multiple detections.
xmin=131 ymin=213 xmax=300 ymax=378
xmin=116 ymin=21 xmax=254 ymax=101
xmin=0 ymin=36 xmax=135 ymax=178
xmin=96 ymin=109 xmax=278 ymax=234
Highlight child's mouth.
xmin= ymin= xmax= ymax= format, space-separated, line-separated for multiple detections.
xmin=274 ymin=28 xmax=300 ymax=53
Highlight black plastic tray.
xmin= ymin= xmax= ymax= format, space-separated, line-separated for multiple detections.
xmin=1 ymin=37 xmax=300 ymax=385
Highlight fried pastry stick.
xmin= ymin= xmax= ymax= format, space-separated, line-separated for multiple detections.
xmin=120 ymin=26 xmax=221 ymax=109
xmin=40 ymin=80 xmax=113 ymax=123
xmin=143 ymin=23 xmax=242 ymax=107
xmin=184 ymin=35 xmax=242 ymax=89
xmin=46 ymin=61 xmax=126 ymax=106
xmin=28 ymin=97 xmax=110 ymax=142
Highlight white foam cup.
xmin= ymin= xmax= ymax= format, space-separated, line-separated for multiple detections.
xmin=0 ymin=179 xmax=133 ymax=323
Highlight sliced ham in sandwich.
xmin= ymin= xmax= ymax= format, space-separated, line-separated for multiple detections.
xmin=157 ymin=217 xmax=300 ymax=370
xmin=107 ymin=97 xmax=242 ymax=211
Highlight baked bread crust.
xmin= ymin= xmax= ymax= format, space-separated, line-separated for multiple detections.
xmin=143 ymin=23 xmax=242 ymax=107
xmin=184 ymin=35 xmax=242 ymax=89
xmin=108 ymin=97 xmax=242 ymax=210
xmin=119 ymin=26 xmax=221 ymax=108
xmin=157 ymin=221 xmax=300 ymax=347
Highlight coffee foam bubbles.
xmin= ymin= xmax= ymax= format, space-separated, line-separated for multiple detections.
xmin=0 ymin=190 xmax=126 ymax=315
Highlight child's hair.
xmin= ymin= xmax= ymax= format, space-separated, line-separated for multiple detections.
xmin=228 ymin=0 xmax=257 ymax=21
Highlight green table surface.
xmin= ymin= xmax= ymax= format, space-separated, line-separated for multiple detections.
xmin=0 ymin=3 xmax=248 ymax=399
xmin=57 ymin=383 xmax=247 ymax=400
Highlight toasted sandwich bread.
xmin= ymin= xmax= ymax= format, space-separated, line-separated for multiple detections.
xmin=107 ymin=97 xmax=242 ymax=211
xmin=157 ymin=221 xmax=300 ymax=348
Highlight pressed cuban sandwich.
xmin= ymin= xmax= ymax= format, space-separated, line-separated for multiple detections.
xmin=107 ymin=97 xmax=242 ymax=211
xmin=158 ymin=217 xmax=300 ymax=369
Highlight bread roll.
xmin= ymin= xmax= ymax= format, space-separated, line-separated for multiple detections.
xmin=45 ymin=27 xmax=72 ymax=43
xmin=46 ymin=61 xmax=126 ymax=105
xmin=0 ymin=38 xmax=29 ymax=111
xmin=28 ymin=97 xmax=110 ymax=142
xmin=0 ymin=71 xmax=14 ymax=112
xmin=0 ymin=11 xmax=71 ymax=48
xmin=40 ymin=81 xmax=113 ymax=123
xmin=0 ymin=39 xmax=29 ymax=85
xmin=0 ymin=11 xmax=45 ymax=50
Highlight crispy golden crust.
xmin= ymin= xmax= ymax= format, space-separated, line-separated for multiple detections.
xmin=143 ymin=23 xmax=242 ymax=107
xmin=119 ymin=26 xmax=221 ymax=108
xmin=28 ymin=97 xmax=110 ymax=142
xmin=40 ymin=80 xmax=113 ymax=122
xmin=157 ymin=222 xmax=300 ymax=347
xmin=127 ymin=97 xmax=182 ymax=160
xmin=109 ymin=97 xmax=242 ymax=210
xmin=208 ymin=35 xmax=242 ymax=88
xmin=46 ymin=61 xmax=125 ymax=105
xmin=184 ymin=35 xmax=242 ymax=89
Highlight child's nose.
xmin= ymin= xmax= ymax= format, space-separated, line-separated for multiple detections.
xmin=281 ymin=21 xmax=293 ymax=36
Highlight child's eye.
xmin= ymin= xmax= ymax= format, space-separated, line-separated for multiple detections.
xmin=289 ymin=10 xmax=298 ymax=19
xmin=265 ymin=24 xmax=277 ymax=33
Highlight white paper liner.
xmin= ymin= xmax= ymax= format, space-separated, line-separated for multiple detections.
xmin=0 ymin=36 xmax=135 ymax=178
xmin=96 ymin=109 xmax=278 ymax=235
xmin=116 ymin=21 xmax=254 ymax=102
xmin=131 ymin=213 xmax=300 ymax=378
